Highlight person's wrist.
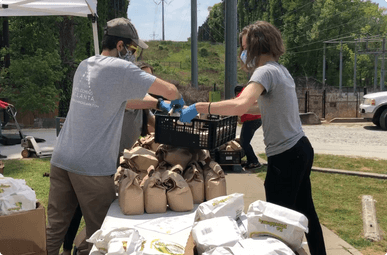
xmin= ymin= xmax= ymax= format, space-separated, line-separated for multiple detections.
xmin=157 ymin=98 xmax=163 ymax=110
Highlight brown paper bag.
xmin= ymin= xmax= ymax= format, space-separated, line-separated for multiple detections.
xmin=0 ymin=160 xmax=4 ymax=175
xmin=141 ymin=133 xmax=160 ymax=152
xmin=162 ymin=170 xmax=194 ymax=212
xmin=155 ymin=161 xmax=171 ymax=176
xmin=128 ymin=154 xmax=159 ymax=172
xmin=189 ymin=149 xmax=210 ymax=163
xmin=218 ymin=144 xmax=227 ymax=151
xmin=131 ymin=133 xmax=160 ymax=152
xmin=143 ymin=171 xmax=168 ymax=213
xmin=119 ymin=156 xmax=132 ymax=169
xmin=140 ymin=165 xmax=156 ymax=188
xmin=226 ymin=145 xmax=233 ymax=151
xmin=170 ymin=164 xmax=184 ymax=175
xmin=156 ymin=145 xmax=193 ymax=169
xmin=204 ymin=161 xmax=227 ymax=201
xmin=184 ymin=162 xmax=205 ymax=204
xmin=117 ymin=168 xmax=144 ymax=215
xmin=230 ymin=140 xmax=242 ymax=151
xmin=124 ymin=147 xmax=156 ymax=159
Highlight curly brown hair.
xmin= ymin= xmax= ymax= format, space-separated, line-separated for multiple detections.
xmin=239 ymin=21 xmax=285 ymax=72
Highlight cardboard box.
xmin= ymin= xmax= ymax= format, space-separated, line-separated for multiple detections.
xmin=0 ymin=202 xmax=47 ymax=255
xmin=0 ymin=160 xmax=4 ymax=175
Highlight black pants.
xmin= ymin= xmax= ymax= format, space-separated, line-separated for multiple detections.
xmin=265 ymin=136 xmax=326 ymax=255
xmin=63 ymin=205 xmax=82 ymax=251
xmin=240 ymin=118 xmax=261 ymax=164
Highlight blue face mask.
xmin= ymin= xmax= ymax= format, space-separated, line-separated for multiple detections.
xmin=240 ymin=50 xmax=247 ymax=64
xmin=240 ymin=50 xmax=256 ymax=68
xmin=118 ymin=46 xmax=136 ymax=63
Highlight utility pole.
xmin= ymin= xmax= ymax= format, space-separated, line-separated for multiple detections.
xmin=225 ymin=0 xmax=238 ymax=99
xmin=149 ymin=32 xmax=159 ymax=41
xmin=162 ymin=0 xmax=165 ymax=40
xmin=153 ymin=0 xmax=173 ymax=41
xmin=191 ymin=0 xmax=198 ymax=88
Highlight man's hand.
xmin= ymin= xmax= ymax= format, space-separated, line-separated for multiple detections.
xmin=179 ymin=104 xmax=198 ymax=123
xmin=157 ymin=99 xmax=172 ymax=112
xmin=171 ymin=95 xmax=185 ymax=110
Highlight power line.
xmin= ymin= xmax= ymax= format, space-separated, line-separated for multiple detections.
xmin=151 ymin=3 xmax=160 ymax=40
xmin=286 ymin=20 xmax=359 ymax=52
xmin=279 ymin=4 xmax=360 ymax=36
xmin=286 ymin=30 xmax=362 ymax=55
xmin=153 ymin=0 xmax=174 ymax=40
xmin=273 ymin=0 xmax=315 ymax=22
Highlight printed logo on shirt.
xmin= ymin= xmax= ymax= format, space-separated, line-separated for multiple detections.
xmin=72 ymin=65 xmax=99 ymax=108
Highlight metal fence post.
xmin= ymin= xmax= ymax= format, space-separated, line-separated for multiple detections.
xmin=323 ymin=89 xmax=326 ymax=119
xmin=305 ymin=91 xmax=308 ymax=113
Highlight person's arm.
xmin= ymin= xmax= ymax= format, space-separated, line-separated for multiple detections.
xmin=125 ymin=94 xmax=158 ymax=110
xmin=147 ymin=111 xmax=156 ymax=130
xmin=147 ymin=78 xmax=180 ymax=101
xmin=246 ymin=100 xmax=261 ymax=115
xmin=195 ymin=82 xmax=264 ymax=116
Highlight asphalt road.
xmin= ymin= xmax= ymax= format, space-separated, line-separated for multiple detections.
xmin=241 ymin=121 xmax=387 ymax=160
xmin=1 ymin=121 xmax=387 ymax=160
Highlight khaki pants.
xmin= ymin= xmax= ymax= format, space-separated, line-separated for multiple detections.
xmin=46 ymin=165 xmax=116 ymax=255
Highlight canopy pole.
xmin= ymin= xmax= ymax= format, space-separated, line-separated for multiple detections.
xmin=91 ymin=15 xmax=99 ymax=55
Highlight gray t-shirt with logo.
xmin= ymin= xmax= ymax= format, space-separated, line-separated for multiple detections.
xmin=249 ymin=61 xmax=305 ymax=157
xmin=51 ymin=55 xmax=156 ymax=176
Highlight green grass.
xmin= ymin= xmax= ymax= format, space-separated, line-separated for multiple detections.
xmin=1 ymin=158 xmax=84 ymax=251
xmin=257 ymin=153 xmax=387 ymax=255
xmin=141 ymin=40 xmax=249 ymax=90
xmin=259 ymin=153 xmax=387 ymax=175
xmin=2 ymin=153 xmax=387 ymax=254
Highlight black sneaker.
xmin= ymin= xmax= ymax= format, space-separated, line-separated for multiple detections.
xmin=244 ymin=162 xmax=262 ymax=169
xmin=0 ymin=154 xmax=7 ymax=159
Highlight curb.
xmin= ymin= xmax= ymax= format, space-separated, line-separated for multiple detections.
xmin=257 ymin=157 xmax=387 ymax=179
xmin=329 ymin=118 xmax=371 ymax=123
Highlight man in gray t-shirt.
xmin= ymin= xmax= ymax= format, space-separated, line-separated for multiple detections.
xmin=119 ymin=62 xmax=156 ymax=156
xmin=46 ymin=18 xmax=184 ymax=255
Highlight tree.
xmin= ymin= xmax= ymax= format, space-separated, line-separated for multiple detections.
xmin=0 ymin=16 xmax=63 ymax=116
xmin=208 ymin=3 xmax=225 ymax=43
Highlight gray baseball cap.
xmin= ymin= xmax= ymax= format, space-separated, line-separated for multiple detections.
xmin=105 ymin=18 xmax=148 ymax=49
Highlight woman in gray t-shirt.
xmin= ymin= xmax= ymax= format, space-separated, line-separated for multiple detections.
xmin=179 ymin=21 xmax=326 ymax=255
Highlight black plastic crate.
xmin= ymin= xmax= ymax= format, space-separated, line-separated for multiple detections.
xmin=211 ymin=149 xmax=245 ymax=165
xmin=154 ymin=114 xmax=237 ymax=150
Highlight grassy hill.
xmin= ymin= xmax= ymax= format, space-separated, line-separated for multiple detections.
xmin=139 ymin=40 xmax=249 ymax=102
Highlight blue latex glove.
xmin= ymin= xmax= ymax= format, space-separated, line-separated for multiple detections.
xmin=179 ymin=104 xmax=198 ymax=123
xmin=171 ymin=95 xmax=185 ymax=110
xmin=158 ymin=99 xmax=172 ymax=112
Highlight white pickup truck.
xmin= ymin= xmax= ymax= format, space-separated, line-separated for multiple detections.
xmin=359 ymin=91 xmax=387 ymax=130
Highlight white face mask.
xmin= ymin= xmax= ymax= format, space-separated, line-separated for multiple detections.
xmin=118 ymin=46 xmax=136 ymax=63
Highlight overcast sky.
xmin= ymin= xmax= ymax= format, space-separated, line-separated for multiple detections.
xmin=127 ymin=0 xmax=387 ymax=42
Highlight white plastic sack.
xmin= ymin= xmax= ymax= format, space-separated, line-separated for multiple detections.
xmin=0 ymin=177 xmax=36 ymax=215
xmin=247 ymin=200 xmax=308 ymax=251
xmin=86 ymin=228 xmax=144 ymax=254
xmin=192 ymin=216 xmax=243 ymax=255
xmin=140 ymin=238 xmax=186 ymax=255
xmin=204 ymin=237 xmax=295 ymax=255
xmin=202 ymin=246 xmax=238 ymax=255
xmin=236 ymin=212 xmax=248 ymax=238
xmin=194 ymin=193 xmax=244 ymax=222
xmin=0 ymin=177 xmax=30 ymax=196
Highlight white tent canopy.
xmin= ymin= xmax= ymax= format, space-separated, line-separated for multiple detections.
xmin=0 ymin=0 xmax=99 ymax=55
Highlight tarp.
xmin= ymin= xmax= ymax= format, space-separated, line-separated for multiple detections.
xmin=0 ymin=0 xmax=99 ymax=54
